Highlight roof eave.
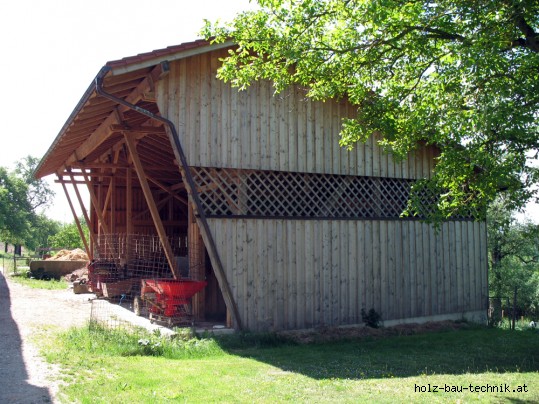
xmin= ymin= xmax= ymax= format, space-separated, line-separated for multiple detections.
xmin=34 ymin=66 xmax=112 ymax=179
xmin=35 ymin=39 xmax=234 ymax=179
xmin=107 ymin=40 xmax=235 ymax=76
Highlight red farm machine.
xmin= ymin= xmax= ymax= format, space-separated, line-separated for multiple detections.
xmin=87 ymin=234 xmax=207 ymax=327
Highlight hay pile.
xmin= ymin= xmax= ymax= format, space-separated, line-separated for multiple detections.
xmin=47 ymin=248 xmax=89 ymax=261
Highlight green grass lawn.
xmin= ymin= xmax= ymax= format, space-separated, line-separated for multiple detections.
xmin=42 ymin=324 xmax=539 ymax=403
xmin=8 ymin=273 xmax=68 ymax=290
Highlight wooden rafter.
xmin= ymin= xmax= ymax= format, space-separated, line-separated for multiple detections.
xmin=124 ymin=132 xmax=180 ymax=279
xmin=64 ymin=68 xmax=160 ymax=167
xmin=109 ymin=124 xmax=166 ymax=134
xmin=132 ymin=194 xmax=171 ymax=221
xmin=64 ymin=111 xmax=120 ymax=167
xmin=68 ymin=163 xmax=130 ymax=169
xmin=146 ymin=175 xmax=188 ymax=206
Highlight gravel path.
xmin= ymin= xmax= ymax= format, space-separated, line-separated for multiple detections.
xmin=0 ymin=271 xmax=93 ymax=403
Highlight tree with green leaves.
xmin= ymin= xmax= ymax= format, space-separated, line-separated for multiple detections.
xmin=0 ymin=167 xmax=34 ymax=245
xmin=0 ymin=157 xmax=56 ymax=249
xmin=204 ymin=0 xmax=539 ymax=220
xmin=47 ymin=217 xmax=89 ymax=251
xmin=488 ymin=197 xmax=539 ymax=317
xmin=14 ymin=156 xmax=55 ymax=212
xmin=28 ymin=214 xmax=61 ymax=251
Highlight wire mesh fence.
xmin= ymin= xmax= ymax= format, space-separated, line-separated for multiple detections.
xmin=88 ymin=234 xmax=207 ymax=330
xmin=0 ymin=255 xmax=30 ymax=276
xmin=89 ymin=298 xmax=137 ymax=331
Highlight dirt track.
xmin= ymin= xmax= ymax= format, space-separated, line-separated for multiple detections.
xmin=0 ymin=271 xmax=92 ymax=403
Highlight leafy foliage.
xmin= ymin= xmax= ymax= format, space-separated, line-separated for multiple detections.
xmin=14 ymin=156 xmax=54 ymax=211
xmin=0 ymin=158 xmax=56 ymax=249
xmin=0 ymin=166 xmax=33 ymax=244
xmin=27 ymin=214 xmax=61 ymax=251
xmin=47 ymin=217 xmax=89 ymax=250
xmin=361 ymin=307 xmax=382 ymax=328
xmin=487 ymin=197 xmax=539 ymax=316
xmin=204 ymin=0 xmax=539 ymax=220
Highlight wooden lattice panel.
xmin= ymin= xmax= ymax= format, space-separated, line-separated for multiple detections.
xmin=190 ymin=167 xmax=422 ymax=219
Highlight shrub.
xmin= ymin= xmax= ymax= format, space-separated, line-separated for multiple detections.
xmin=361 ymin=308 xmax=382 ymax=328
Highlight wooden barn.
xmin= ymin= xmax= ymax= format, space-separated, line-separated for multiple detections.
xmin=36 ymin=39 xmax=488 ymax=331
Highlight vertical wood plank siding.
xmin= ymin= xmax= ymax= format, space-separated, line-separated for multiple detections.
xmin=155 ymin=48 xmax=487 ymax=331
xmin=156 ymin=50 xmax=436 ymax=179
xmin=208 ymin=219 xmax=487 ymax=332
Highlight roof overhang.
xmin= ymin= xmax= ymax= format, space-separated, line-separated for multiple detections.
xmin=35 ymin=39 xmax=233 ymax=179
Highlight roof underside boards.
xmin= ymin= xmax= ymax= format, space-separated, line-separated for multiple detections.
xmin=35 ymin=39 xmax=229 ymax=183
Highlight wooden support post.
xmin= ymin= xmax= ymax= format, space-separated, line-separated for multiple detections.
xmin=124 ymin=133 xmax=179 ymax=279
xmin=67 ymin=170 xmax=96 ymax=248
xmin=98 ymin=181 xmax=103 ymax=238
xmin=126 ymin=167 xmax=133 ymax=262
xmin=83 ymin=172 xmax=110 ymax=235
xmin=189 ymin=203 xmax=206 ymax=320
xmin=110 ymin=175 xmax=115 ymax=234
xmin=57 ymin=175 xmax=91 ymax=259
xmin=101 ymin=180 xmax=113 ymax=222
xmin=108 ymin=148 xmax=121 ymax=234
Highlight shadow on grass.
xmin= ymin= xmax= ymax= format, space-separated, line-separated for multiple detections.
xmin=0 ymin=272 xmax=53 ymax=403
xmin=214 ymin=325 xmax=539 ymax=380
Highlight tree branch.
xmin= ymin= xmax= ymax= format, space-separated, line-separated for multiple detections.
xmin=514 ymin=254 xmax=539 ymax=265
xmin=409 ymin=26 xmax=467 ymax=42
xmin=510 ymin=4 xmax=539 ymax=52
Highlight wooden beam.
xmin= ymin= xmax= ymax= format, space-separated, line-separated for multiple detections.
xmin=68 ymin=163 xmax=130 ymax=169
xmin=64 ymin=164 xmax=180 ymax=173
xmin=124 ymin=133 xmax=179 ymax=279
xmin=65 ymin=69 xmax=159 ymax=166
xmin=101 ymin=178 xmax=113 ymax=221
xmin=65 ymin=169 xmax=96 ymax=248
xmin=146 ymin=175 xmax=188 ymax=206
xmin=110 ymin=124 xmax=166 ymax=134
xmin=170 ymin=182 xmax=186 ymax=191
xmin=126 ymin=170 xmax=133 ymax=235
xmin=132 ymin=220 xmax=188 ymax=226
xmin=83 ymin=172 xmax=110 ymax=235
xmin=162 ymin=126 xmax=243 ymax=328
xmin=132 ymin=194 xmax=173 ymax=221
xmin=110 ymin=175 xmax=116 ymax=233
xmin=57 ymin=175 xmax=91 ymax=259
xmin=57 ymin=173 xmax=126 ymax=180
xmin=189 ymin=203 xmax=206 ymax=320
xmin=126 ymin=167 xmax=133 ymax=263
xmin=65 ymin=111 xmax=120 ymax=166
xmin=101 ymin=148 xmax=122 ymax=222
